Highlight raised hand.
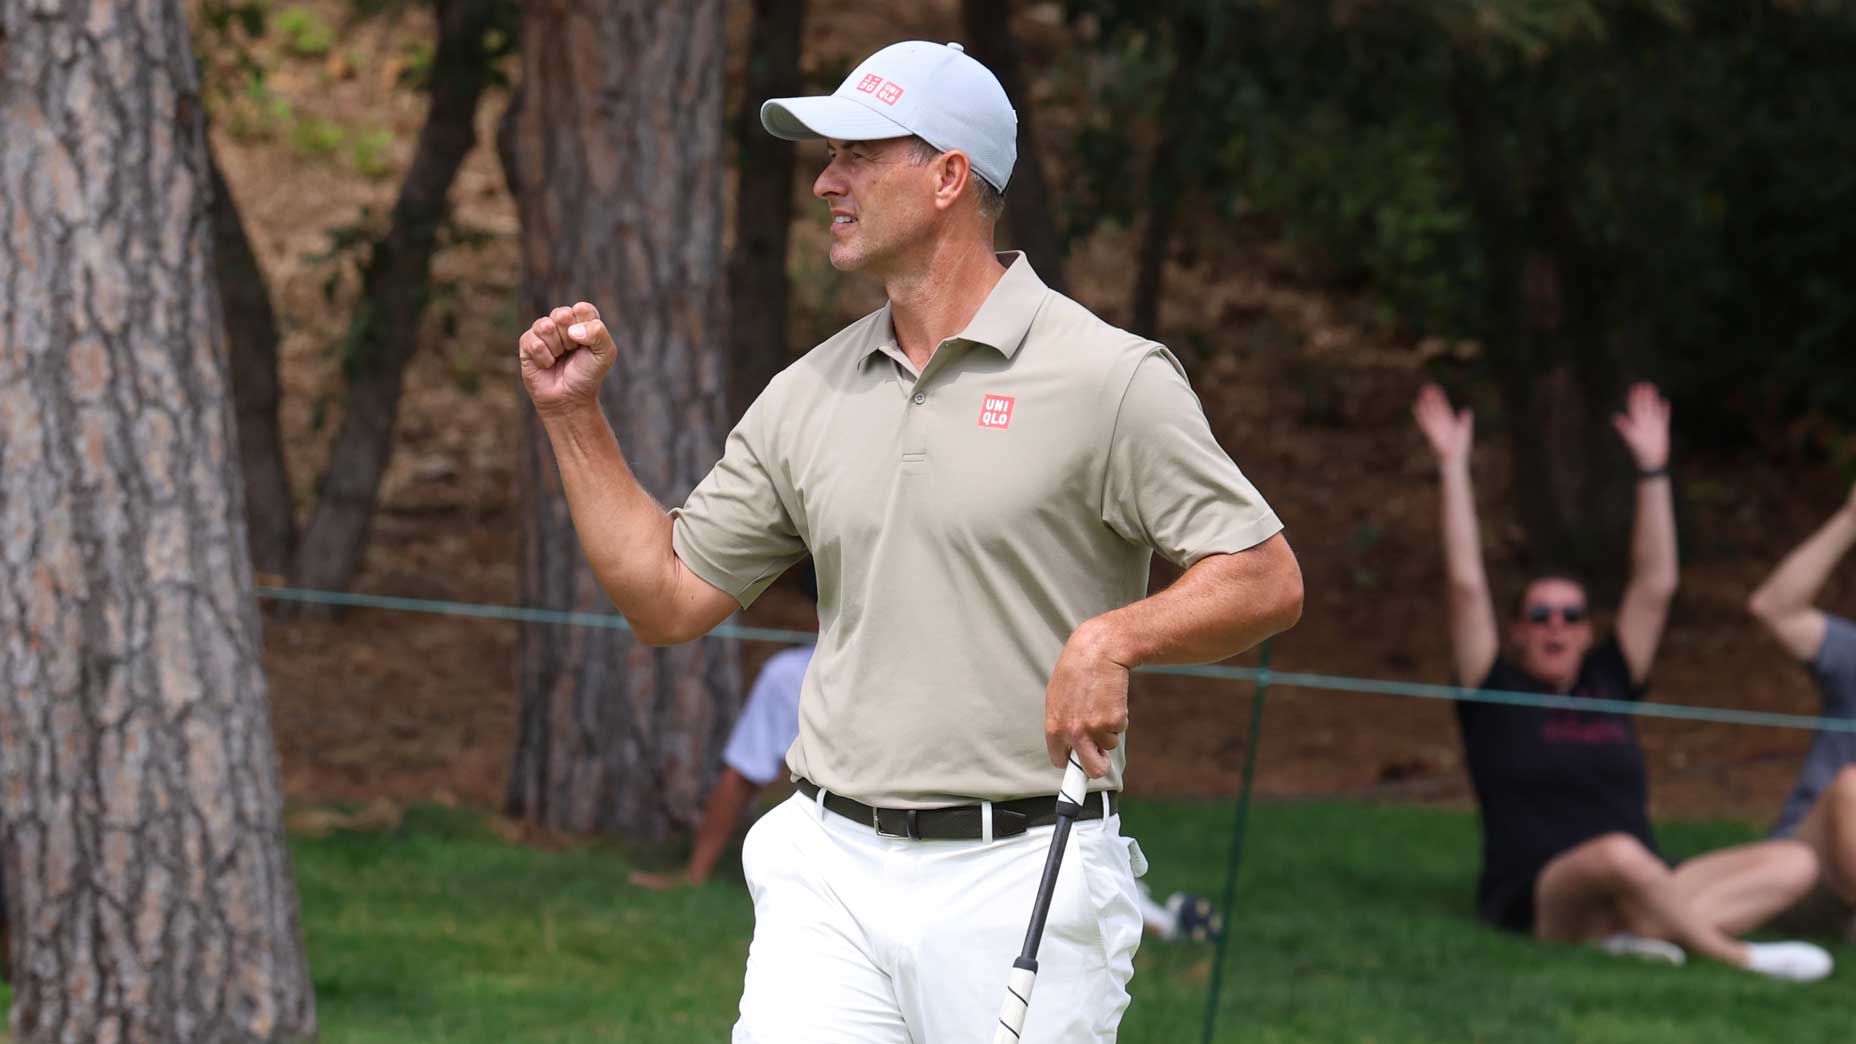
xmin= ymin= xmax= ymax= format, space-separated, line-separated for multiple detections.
xmin=518 ymin=301 xmax=616 ymax=415
xmin=1612 ymin=382 xmax=1672 ymax=472
xmin=1413 ymin=383 xmax=1474 ymax=470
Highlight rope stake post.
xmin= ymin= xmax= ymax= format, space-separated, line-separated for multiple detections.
xmin=1200 ymin=640 xmax=1271 ymax=1044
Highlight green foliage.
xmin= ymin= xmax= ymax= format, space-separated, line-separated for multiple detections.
xmin=397 ymin=41 xmax=436 ymax=89
xmin=276 ymin=5 xmax=336 ymax=57
xmin=1068 ymin=0 xmax=1856 ymax=447
xmin=218 ymin=77 xmax=295 ymax=141
xmin=290 ymin=113 xmax=347 ymax=157
xmin=198 ymin=0 xmax=270 ymax=42
xmin=349 ymin=128 xmax=396 ymax=179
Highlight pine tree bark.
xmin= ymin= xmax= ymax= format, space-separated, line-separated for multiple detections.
xmin=209 ymin=140 xmax=297 ymax=581
xmin=961 ymin=0 xmax=1067 ymax=294
xmin=502 ymin=0 xmax=741 ymax=840
xmin=0 ymin=1 xmax=316 ymax=1040
xmin=726 ymin=0 xmax=806 ymax=420
xmin=290 ymin=0 xmax=501 ymax=598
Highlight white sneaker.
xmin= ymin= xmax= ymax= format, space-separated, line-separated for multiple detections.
xmin=1743 ymin=941 xmax=1834 ymax=983
xmin=1595 ymin=933 xmax=1686 ymax=965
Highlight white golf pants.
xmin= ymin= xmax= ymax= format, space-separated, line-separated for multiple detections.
xmin=733 ymin=790 xmax=1146 ymax=1043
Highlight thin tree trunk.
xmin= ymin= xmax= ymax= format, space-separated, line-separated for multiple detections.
xmin=1449 ymin=59 xmax=1632 ymax=586
xmin=0 ymin=1 xmax=316 ymax=1038
xmin=961 ymin=0 xmax=1066 ymax=293
xmin=726 ymin=0 xmax=807 ymax=420
xmin=503 ymin=0 xmax=740 ymax=841
xmin=290 ymin=0 xmax=499 ymax=596
xmin=209 ymin=139 xmax=297 ymax=580
xmin=1130 ymin=12 xmax=1205 ymax=336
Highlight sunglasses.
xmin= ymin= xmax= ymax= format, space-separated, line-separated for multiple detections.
xmin=1524 ymin=604 xmax=1589 ymax=625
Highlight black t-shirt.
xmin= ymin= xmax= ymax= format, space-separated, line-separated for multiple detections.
xmin=1456 ymin=640 xmax=1657 ymax=929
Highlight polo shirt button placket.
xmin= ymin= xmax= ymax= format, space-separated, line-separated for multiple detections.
xmin=913 ymin=392 xmax=926 ymax=405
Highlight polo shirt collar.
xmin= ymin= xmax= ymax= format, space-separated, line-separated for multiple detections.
xmin=863 ymin=252 xmax=1049 ymax=367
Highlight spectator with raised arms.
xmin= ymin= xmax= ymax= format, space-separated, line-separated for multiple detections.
xmin=1749 ymin=481 xmax=1856 ymax=938
xmin=1414 ymin=382 xmax=1832 ymax=981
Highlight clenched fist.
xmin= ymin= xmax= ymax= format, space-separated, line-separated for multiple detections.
xmin=518 ymin=301 xmax=616 ymax=416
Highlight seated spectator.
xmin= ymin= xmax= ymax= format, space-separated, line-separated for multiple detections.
xmin=630 ymin=566 xmax=818 ymax=892
xmin=630 ymin=566 xmax=1218 ymax=941
xmin=1749 ymin=481 xmax=1856 ymax=938
xmin=1414 ymin=382 xmax=1831 ymax=981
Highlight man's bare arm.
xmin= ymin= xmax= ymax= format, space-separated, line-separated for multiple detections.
xmin=1748 ymin=484 xmax=1856 ymax=662
xmin=1613 ymin=384 xmax=1677 ymax=683
xmin=1044 ymin=533 xmax=1303 ymax=776
xmin=520 ymin=303 xmax=738 ymax=645
xmin=540 ymin=406 xmax=738 ymax=645
xmin=1086 ymin=534 xmax=1303 ymax=667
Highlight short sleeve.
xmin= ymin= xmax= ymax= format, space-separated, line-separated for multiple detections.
xmin=671 ymin=393 xmax=808 ymax=608
xmin=1588 ymin=640 xmax=1649 ymax=700
xmin=1811 ymin=615 xmax=1856 ymax=703
xmin=1100 ymin=350 xmax=1283 ymax=567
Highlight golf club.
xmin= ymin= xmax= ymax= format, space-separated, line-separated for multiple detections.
xmin=990 ymin=750 xmax=1092 ymax=1043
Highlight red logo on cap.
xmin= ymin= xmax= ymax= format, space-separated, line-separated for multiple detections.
xmin=876 ymin=82 xmax=904 ymax=106
xmin=856 ymin=74 xmax=884 ymax=94
xmin=978 ymin=395 xmax=1015 ymax=429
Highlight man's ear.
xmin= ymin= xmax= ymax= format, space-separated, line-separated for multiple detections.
xmin=931 ymin=150 xmax=974 ymax=212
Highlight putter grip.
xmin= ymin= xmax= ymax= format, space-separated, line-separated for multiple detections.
xmin=991 ymin=963 xmax=1037 ymax=1043
xmin=1058 ymin=751 xmax=1089 ymax=810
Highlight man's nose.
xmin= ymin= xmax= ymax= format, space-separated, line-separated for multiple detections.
xmin=814 ymin=162 xmax=844 ymax=200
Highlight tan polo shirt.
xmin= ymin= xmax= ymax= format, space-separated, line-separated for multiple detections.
xmin=671 ymin=253 xmax=1281 ymax=806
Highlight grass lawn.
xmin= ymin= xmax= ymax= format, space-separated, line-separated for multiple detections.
xmin=3 ymin=800 xmax=1851 ymax=1042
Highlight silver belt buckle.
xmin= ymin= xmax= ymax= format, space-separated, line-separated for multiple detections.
xmin=873 ymin=807 xmax=919 ymax=840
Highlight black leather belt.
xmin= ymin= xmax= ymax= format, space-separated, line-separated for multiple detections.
xmin=795 ymin=779 xmax=1116 ymax=841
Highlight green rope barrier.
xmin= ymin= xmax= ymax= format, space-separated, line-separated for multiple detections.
xmin=255 ymin=586 xmax=1856 ymax=735
xmin=1199 ymin=640 xmax=1271 ymax=1044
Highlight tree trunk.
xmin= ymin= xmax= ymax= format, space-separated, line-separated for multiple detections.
xmin=726 ymin=0 xmax=807 ymax=420
xmin=1449 ymin=60 xmax=1632 ymax=588
xmin=209 ymin=139 xmax=297 ymax=581
xmin=290 ymin=0 xmax=499 ymax=597
xmin=960 ymin=0 xmax=1067 ymax=294
xmin=0 ymin=2 xmax=316 ymax=1039
xmin=503 ymin=0 xmax=741 ymax=841
xmin=1130 ymin=12 xmax=1205 ymax=337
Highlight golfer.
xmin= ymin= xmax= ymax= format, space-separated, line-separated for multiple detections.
xmin=516 ymin=40 xmax=1303 ymax=1042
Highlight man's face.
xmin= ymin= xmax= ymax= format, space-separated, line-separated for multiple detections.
xmin=813 ymin=137 xmax=940 ymax=273
xmin=1512 ymin=577 xmax=1595 ymax=689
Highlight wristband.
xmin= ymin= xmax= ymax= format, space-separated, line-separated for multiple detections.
xmin=1638 ymin=466 xmax=1669 ymax=480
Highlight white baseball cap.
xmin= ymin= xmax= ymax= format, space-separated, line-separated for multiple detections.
xmin=761 ymin=40 xmax=1017 ymax=192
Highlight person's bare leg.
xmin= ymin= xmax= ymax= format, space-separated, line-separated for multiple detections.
xmin=1535 ymin=833 xmax=1748 ymax=967
xmin=1795 ymin=765 xmax=1856 ymax=903
xmin=631 ymin=767 xmax=762 ymax=890
xmin=1667 ymin=839 xmax=1820 ymax=936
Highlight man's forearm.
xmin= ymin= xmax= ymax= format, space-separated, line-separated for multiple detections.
xmin=539 ymin=405 xmax=685 ymax=635
xmin=1080 ymin=534 xmax=1303 ymax=669
xmin=1751 ymin=500 xmax=1856 ymax=617
xmin=1628 ymin=475 xmax=1679 ymax=597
